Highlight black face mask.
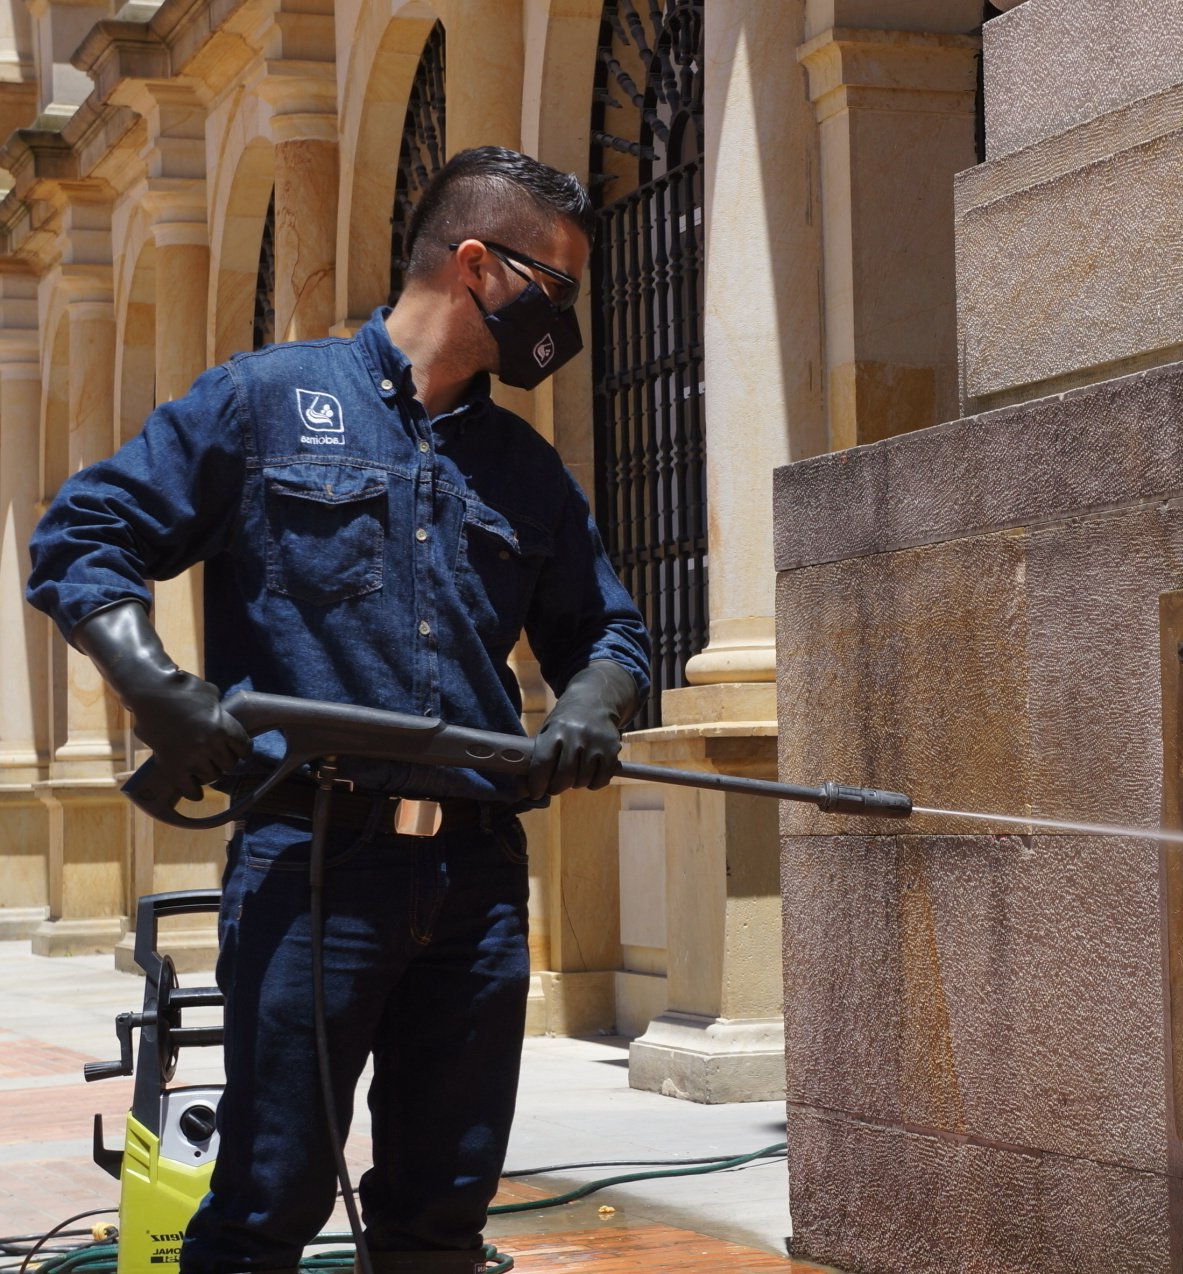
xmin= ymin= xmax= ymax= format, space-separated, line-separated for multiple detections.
xmin=475 ymin=282 xmax=583 ymax=390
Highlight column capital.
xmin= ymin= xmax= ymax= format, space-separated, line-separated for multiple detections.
xmin=119 ymin=79 xmax=210 ymax=181
xmin=139 ymin=176 xmax=208 ymax=242
xmin=0 ymin=290 xmax=40 ymax=367
xmin=57 ymin=184 xmax=114 ymax=268
xmin=257 ymin=61 xmax=338 ymax=142
xmin=0 ymin=271 xmax=39 ymax=343
xmin=798 ymin=26 xmax=979 ymax=123
xmin=51 ymin=261 xmax=114 ymax=311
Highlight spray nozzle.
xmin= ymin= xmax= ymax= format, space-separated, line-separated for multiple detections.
xmin=817 ymin=781 xmax=913 ymax=818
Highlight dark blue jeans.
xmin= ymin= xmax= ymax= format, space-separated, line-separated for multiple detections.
xmin=181 ymin=808 xmax=531 ymax=1274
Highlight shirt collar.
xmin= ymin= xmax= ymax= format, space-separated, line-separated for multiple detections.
xmin=356 ymin=307 xmax=415 ymax=401
xmin=357 ymin=306 xmax=492 ymax=424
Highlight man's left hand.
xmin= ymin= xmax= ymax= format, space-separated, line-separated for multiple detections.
xmin=526 ymin=661 xmax=639 ymax=800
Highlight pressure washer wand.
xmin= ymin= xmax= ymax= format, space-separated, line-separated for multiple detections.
xmin=617 ymin=761 xmax=912 ymax=817
xmin=121 ymin=690 xmax=913 ymax=829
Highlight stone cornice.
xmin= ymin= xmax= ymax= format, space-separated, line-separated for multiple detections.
xmin=73 ymin=0 xmax=271 ymax=105
xmin=0 ymin=0 xmax=330 ymax=266
xmin=0 ymin=102 xmax=144 ymax=261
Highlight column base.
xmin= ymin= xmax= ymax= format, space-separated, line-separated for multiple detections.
xmin=113 ymin=921 xmax=219 ymax=976
xmin=31 ymin=914 xmax=125 ymax=957
xmin=0 ymin=906 xmax=49 ymax=939
xmin=615 ymin=970 xmax=668 ymax=1039
xmin=523 ymin=970 xmax=616 ymax=1037
xmin=629 ymin=1011 xmax=786 ymax=1103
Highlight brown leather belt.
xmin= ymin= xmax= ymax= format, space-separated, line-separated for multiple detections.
xmin=245 ymin=778 xmax=499 ymax=837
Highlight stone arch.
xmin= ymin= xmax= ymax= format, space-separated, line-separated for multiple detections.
xmin=339 ymin=1 xmax=439 ymax=326
xmin=209 ymin=122 xmax=276 ymax=364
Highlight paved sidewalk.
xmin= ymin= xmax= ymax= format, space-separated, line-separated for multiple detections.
xmin=0 ymin=941 xmax=835 ymax=1272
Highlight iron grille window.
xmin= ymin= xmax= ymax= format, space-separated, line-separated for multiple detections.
xmin=590 ymin=0 xmax=705 ymax=730
xmin=389 ymin=21 xmax=446 ymax=304
xmin=252 ymin=190 xmax=276 ymax=351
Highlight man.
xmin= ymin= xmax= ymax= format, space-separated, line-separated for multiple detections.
xmin=27 ymin=147 xmax=650 ymax=1274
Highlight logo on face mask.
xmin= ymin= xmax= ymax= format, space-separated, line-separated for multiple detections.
xmin=476 ymin=282 xmax=582 ymax=391
xmin=532 ymin=334 xmax=556 ymax=368
xmin=296 ymin=389 xmax=344 ymax=434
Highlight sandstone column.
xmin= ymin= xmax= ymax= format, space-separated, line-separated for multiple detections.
xmin=0 ymin=271 xmax=49 ymax=937
xmin=122 ymin=206 xmax=227 ymax=975
xmin=435 ymin=0 xmax=523 ymax=155
xmin=625 ymin=0 xmax=821 ymax=1100
xmin=271 ymin=120 xmax=337 ymax=342
xmin=797 ymin=0 xmax=980 ymax=450
xmin=32 ymin=212 xmax=129 ymax=955
xmin=249 ymin=0 xmax=339 ymax=342
xmin=258 ymin=6 xmax=339 ymax=344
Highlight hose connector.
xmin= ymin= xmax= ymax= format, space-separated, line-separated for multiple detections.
xmin=817 ymin=781 xmax=913 ymax=818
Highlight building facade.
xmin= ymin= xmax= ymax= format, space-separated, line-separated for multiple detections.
xmin=0 ymin=0 xmax=988 ymax=1099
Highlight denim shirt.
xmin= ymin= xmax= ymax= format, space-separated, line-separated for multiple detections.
xmin=27 ymin=308 xmax=651 ymax=804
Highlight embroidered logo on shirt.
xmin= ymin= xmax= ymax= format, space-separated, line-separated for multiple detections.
xmin=532 ymin=334 xmax=555 ymax=368
xmin=297 ymin=389 xmax=345 ymax=444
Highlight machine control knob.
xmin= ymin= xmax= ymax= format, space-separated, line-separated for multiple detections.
xmin=179 ymin=1104 xmax=217 ymax=1143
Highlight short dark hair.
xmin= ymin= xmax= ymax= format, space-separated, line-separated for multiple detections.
xmin=404 ymin=146 xmax=595 ymax=279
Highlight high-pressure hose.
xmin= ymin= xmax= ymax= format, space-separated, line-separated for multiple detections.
xmin=308 ymin=757 xmax=374 ymax=1274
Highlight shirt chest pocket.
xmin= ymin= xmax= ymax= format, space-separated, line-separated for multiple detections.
xmin=456 ymin=500 xmax=553 ymax=647
xmin=264 ymin=463 xmax=386 ymax=605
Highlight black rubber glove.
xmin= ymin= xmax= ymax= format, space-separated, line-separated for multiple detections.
xmin=527 ymin=660 xmax=639 ymax=801
xmin=71 ymin=600 xmax=251 ymax=802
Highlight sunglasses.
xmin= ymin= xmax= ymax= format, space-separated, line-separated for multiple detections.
xmin=449 ymin=240 xmax=581 ymax=311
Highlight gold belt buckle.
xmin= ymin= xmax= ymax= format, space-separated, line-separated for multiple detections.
xmin=393 ymin=798 xmax=443 ymax=837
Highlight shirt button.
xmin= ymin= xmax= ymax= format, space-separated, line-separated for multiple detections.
xmin=418 ymin=620 xmax=431 ymax=636
xmin=415 ymin=528 xmax=428 ymax=542
xmin=418 ymin=440 xmax=430 ymax=453
xmin=380 ymin=378 xmax=394 ymax=391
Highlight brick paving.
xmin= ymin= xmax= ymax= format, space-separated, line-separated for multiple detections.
xmin=488 ymin=1226 xmax=820 ymax=1272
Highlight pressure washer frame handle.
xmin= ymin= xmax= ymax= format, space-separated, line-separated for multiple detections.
xmin=121 ymin=690 xmax=913 ymax=829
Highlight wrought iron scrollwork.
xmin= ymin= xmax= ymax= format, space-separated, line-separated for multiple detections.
xmin=389 ymin=21 xmax=447 ymax=304
xmin=591 ymin=0 xmax=705 ymax=729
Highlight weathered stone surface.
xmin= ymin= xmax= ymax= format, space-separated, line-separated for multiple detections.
xmin=777 ymin=531 xmax=1032 ymax=838
xmin=804 ymin=0 xmax=984 ymax=41
xmin=782 ymin=834 xmax=1166 ymax=1168
xmin=956 ymin=119 xmax=1183 ymax=407
xmin=786 ymin=1108 xmax=1171 ymax=1274
xmin=1026 ymin=501 xmax=1183 ymax=828
xmin=983 ymin=0 xmax=1183 ymax=160
xmin=772 ymin=360 xmax=1183 ymax=570
xmin=775 ymin=355 xmax=1183 ymax=1267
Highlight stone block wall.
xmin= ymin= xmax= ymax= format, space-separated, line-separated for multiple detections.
xmin=983 ymin=0 xmax=1183 ymax=159
xmin=774 ymin=361 xmax=1183 ymax=1272
xmin=956 ymin=2 xmax=1183 ymax=415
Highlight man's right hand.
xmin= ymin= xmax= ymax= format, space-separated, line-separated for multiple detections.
xmin=72 ymin=601 xmax=251 ymax=801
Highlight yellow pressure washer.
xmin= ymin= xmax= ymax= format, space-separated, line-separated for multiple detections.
xmin=87 ymin=890 xmax=225 ymax=1274
xmin=84 ymin=692 xmax=912 ymax=1274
